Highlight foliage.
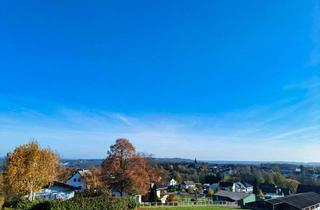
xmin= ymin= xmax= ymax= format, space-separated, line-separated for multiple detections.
xmin=0 ymin=172 xmax=4 ymax=208
xmin=55 ymin=166 xmax=74 ymax=183
xmin=207 ymin=188 xmax=214 ymax=197
xmin=202 ymin=173 xmax=224 ymax=184
xmin=284 ymin=178 xmax=300 ymax=193
xmin=149 ymin=184 xmax=158 ymax=202
xmin=5 ymin=141 xmax=59 ymax=200
xmin=166 ymin=193 xmax=177 ymax=202
xmin=101 ymin=138 xmax=150 ymax=196
xmin=272 ymin=172 xmax=286 ymax=187
xmin=83 ymin=167 xmax=105 ymax=191
xmin=3 ymin=196 xmax=138 ymax=210
xmin=257 ymin=190 xmax=264 ymax=199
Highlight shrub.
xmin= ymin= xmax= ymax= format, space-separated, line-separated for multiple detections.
xmin=3 ymin=195 xmax=138 ymax=210
xmin=127 ymin=198 xmax=138 ymax=209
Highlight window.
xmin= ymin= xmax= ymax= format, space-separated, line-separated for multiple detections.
xmin=73 ymin=178 xmax=76 ymax=182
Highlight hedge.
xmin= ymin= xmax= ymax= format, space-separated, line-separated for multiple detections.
xmin=3 ymin=196 xmax=138 ymax=210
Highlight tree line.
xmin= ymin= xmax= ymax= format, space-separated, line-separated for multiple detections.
xmin=1 ymin=138 xmax=161 ymax=204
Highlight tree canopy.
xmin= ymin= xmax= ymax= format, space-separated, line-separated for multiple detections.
xmin=5 ymin=141 xmax=59 ymax=200
xmin=101 ymin=138 xmax=150 ymax=196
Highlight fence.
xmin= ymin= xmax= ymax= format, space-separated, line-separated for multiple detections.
xmin=139 ymin=200 xmax=239 ymax=208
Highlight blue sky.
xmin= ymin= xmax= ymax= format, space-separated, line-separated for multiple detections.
xmin=0 ymin=0 xmax=319 ymax=161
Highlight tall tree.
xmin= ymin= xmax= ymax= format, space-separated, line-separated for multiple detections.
xmin=101 ymin=138 xmax=150 ymax=196
xmin=0 ymin=172 xmax=4 ymax=208
xmin=149 ymin=184 xmax=158 ymax=202
xmin=5 ymin=141 xmax=59 ymax=200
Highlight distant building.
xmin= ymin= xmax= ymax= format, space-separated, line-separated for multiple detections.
xmin=66 ymin=169 xmax=91 ymax=191
xmin=34 ymin=182 xmax=77 ymax=201
xmin=214 ymin=190 xmax=256 ymax=208
xmin=259 ymin=183 xmax=284 ymax=199
xmin=183 ymin=181 xmax=196 ymax=190
xmin=247 ymin=192 xmax=320 ymax=210
xmin=233 ymin=182 xmax=254 ymax=193
xmin=219 ymin=181 xmax=234 ymax=191
xmin=168 ymin=178 xmax=177 ymax=186
xmin=210 ymin=183 xmax=219 ymax=192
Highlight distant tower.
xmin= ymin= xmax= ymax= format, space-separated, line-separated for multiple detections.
xmin=194 ymin=158 xmax=198 ymax=168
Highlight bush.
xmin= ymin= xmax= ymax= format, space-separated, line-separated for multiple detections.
xmin=166 ymin=194 xmax=177 ymax=202
xmin=127 ymin=198 xmax=138 ymax=209
xmin=4 ymin=195 xmax=138 ymax=210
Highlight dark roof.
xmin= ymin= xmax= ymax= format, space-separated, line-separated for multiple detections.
xmin=243 ymin=182 xmax=253 ymax=188
xmin=260 ymin=183 xmax=277 ymax=193
xmin=266 ymin=192 xmax=320 ymax=209
xmin=219 ymin=181 xmax=234 ymax=188
xmin=214 ymin=191 xmax=251 ymax=201
xmin=66 ymin=169 xmax=91 ymax=181
xmin=280 ymin=187 xmax=291 ymax=195
xmin=297 ymin=184 xmax=320 ymax=194
xmin=47 ymin=181 xmax=80 ymax=190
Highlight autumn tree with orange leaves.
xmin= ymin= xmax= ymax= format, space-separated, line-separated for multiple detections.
xmin=101 ymin=138 xmax=156 ymax=196
xmin=5 ymin=141 xmax=59 ymax=200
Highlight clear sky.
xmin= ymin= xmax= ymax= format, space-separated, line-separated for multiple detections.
xmin=0 ymin=0 xmax=319 ymax=161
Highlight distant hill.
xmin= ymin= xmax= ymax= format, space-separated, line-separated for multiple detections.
xmin=57 ymin=157 xmax=320 ymax=168
xmin=62 ymin=159 xmax=103 ymax=168
xmin=154 ymin=157 xmax=194 ymax=163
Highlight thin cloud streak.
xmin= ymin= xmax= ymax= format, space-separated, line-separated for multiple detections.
xmin=0 ymin=94 xmax=319 ymax=161
xmin=1 ymin=79 xmax=318 ymax=161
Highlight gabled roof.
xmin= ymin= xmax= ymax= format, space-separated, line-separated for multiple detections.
xmin=46 ymin=181 xmax=80 ymax=191
xmin=214 ymin=190 xmax=251 ymax=201
xmin=66 ymin=169 xmax=91 ymax=181
xmin=266 ymin=192 xmax=320 ymax=209
xmin=260 ymin=183 xmax=277 ymax=194
xmin=243 ymin=182 xmax=253 ymax=188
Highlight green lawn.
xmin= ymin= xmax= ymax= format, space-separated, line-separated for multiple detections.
xmin=138 ymin=207 xmax=237 ymax=210
xmin=176 ymin=195 xmax=211 ymax=203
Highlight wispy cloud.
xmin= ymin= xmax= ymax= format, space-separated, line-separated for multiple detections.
xmin=0 ymin=76 xmax=319 ymax=161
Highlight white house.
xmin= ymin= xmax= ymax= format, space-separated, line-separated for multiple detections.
xmin=66 ymin=169 xmax=91 ymax=191
xmin=233 ymin=182 xmax=253 ymax=193
xmin=168 ymin=178 xmax=177 ymax=186
xmin=183 ymin=181 xmax=196 ymax=190
xmin=34 ymin=182 xmax=77 ymax=201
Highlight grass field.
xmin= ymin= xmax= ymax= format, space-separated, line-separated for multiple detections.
xmin=138 ymin=207 xmax=237 ymax=210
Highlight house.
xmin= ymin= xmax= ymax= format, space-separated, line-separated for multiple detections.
xmin=259 ymin=183 xmax=284 ymax=199
xmin=214 ymin=190 xmax=256 ymax=208
xmin=168 ymin=178 xmax=177 ymax=186
xmin=219 ymin=181 xmax=234 ymax=191
xmin=233 ymin=182 xmax=254 ymax=193
xmin=183 ymin=181 xmax=196 ymax=190
xmin=66 ymin=169 xmax=91 ymax=191
xmin=297 ymin=184 xmax=320 ymax=194
xmin=247 ymin=192 xmax=320 ymax=210
xmin=209 ymin=183 xmax=218 ymax=192
xmin=34 ymin=182 xmax=77 ymax=201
